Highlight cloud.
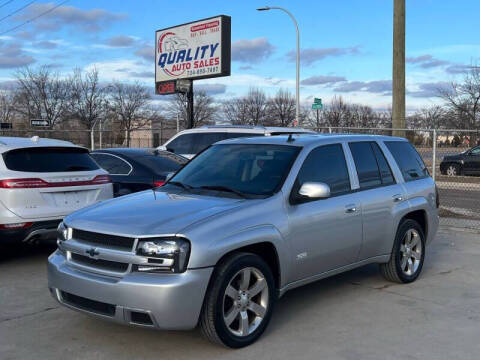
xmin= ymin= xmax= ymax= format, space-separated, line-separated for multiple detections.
xmin=194 ymin=83 xmax=227 ymax=95
xmin=406 ymin=54 xmax=450 ymax=68
xmin=104 ymin=35 xmax=136 ymax=48
xmin=15 ymin=31 xmax=35 ymax=40
xmin=115 ymin=69 xmax=153 ymax=78
xmin=407 ymin=81 xmax=450 ymax=98
xmin=15 ymin=3 xmax=127 ymax=32
xmin=231 ymin=37 xmax=275 ymax=63
xmin=135 ymin=45 xmax=155 ymax=62
xmin=34 ymin=40 xmax=58 ymax=49
xmin=334 ymin=80 xmax=392 ymax=95
xmin=288 ymin=46 xmax=360 ymax=66
xmin=239 ymin=65 xmax=253 ymax=70
xmin=301 ymin=75 xmax=346 ymax=86
xmin=445 ymin=64 xmax=472 ymax=74
xmin=0 ymin=42 xmax=35 ymax=68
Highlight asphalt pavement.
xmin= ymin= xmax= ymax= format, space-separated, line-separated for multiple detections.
xmin=1 ymin=228 xmax=479 ymax=360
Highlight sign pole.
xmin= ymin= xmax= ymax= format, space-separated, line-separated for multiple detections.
xmin=187 ymin=83 xmax=194 ymax=129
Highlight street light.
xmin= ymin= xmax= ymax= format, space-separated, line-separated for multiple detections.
xmin=257 ymin=6 xmax=300 ymax=126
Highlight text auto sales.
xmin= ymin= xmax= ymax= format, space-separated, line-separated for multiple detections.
xmin=158 ymin=43 xmax=220 ymax=72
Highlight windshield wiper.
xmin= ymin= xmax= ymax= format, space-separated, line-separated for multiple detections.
xmin=168 ymin=181 xmax=193 ymax=191
xmin=199 ymin=185 xmax=249 ymax=199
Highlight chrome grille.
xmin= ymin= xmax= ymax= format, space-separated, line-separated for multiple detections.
xmin=72 ymin=229 xmax=135 ymax=251
xmin=70 ymin=253 xmax=129 ymax=273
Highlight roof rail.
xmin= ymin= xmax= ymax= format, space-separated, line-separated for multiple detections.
xmin=201 ymin=125 xmax=263 ymax=129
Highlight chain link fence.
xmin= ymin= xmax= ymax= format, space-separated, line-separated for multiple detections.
xmin=1 ymin=126 xmax=479 ymax=229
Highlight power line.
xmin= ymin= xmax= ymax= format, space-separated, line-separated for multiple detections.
xmin=0 ymin=1 xmax=36 ymax=23
xmin=0 ymin=0 xmax=69 ymax=36
xmin=0 ymin=0 xmax=16 ymax=9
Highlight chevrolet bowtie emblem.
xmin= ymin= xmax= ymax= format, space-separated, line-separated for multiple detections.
xmin=86 ymin=248 xmax=99 ymax=257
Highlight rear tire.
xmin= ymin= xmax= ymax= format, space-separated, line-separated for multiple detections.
xmin=446 ymin=163 xmax=460 ymax=176
xmin=200 ymin=252 xmax=275 ymax=348
xmin=380 ymin=219 xmax=425 ymax=284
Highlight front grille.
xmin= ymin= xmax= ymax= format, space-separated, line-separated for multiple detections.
xmin=61 ymin=291 xmax=115 ymax=316
xmin=71 ymin=253 xmax=129 ymax=272
xmin=130 ymin=311 xmax=153 ymax=325
xmin=72 ymin=229 xmax=135 ymax=250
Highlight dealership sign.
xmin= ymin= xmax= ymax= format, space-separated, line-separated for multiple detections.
xmin=155 ymin=15 xmax=231 ymax=87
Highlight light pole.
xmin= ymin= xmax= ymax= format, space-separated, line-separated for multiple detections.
xmin=257 ymin=6 xmax=300 ymax=126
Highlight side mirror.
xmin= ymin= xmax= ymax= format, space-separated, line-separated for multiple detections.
xmin=298 ymin=182 xmax=331 ymax=199
xmin=165 ymin=172 xmax=175 ymax=182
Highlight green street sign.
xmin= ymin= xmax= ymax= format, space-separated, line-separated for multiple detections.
xmin=314 ymin=98 xmax=322 ymax=104
xmin=312 ymin=103 xmax=323 ymax=110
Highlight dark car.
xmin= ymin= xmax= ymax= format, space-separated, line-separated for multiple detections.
xmin=91 ymin=148 xmax=187 ymax=196
xmin=440 ymin=145 xmax=480 ymax=176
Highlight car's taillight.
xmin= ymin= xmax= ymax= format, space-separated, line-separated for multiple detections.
xmin=153 ymin=180 xmax=166 ymax=187
xmin=0 ymin=178 xmax=48 ymax=188
xmin=0 ymin=175 xmax=112 ymax=188
xmin=90 ymin=175 xmax=112 ymax=185
xmin=0 ymin=222 xmax=32 ymax=229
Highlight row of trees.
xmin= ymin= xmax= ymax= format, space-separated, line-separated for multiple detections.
xmin=1 ymin=64 xmax=479 ymax=146
xmin=1 ymin=66 xmax=158 ymax=146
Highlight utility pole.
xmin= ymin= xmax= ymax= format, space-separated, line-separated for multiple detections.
xmin=392 ymin=0 xmax=406 ymax=137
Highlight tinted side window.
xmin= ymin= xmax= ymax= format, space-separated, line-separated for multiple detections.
xmin=385 ymin=141 xmax=429 ymax=181
xmin=166 ymin=134 xmax=196 ymax=154
xmin=134 ymin=154 xmax=187 ymax=174
xmin=296 ymin=144 xmax=351 ymax=196
xmin=3 ymin=147 xmax=99 ymax=173
xmin=190 ymin=133 xmax=225 ymax=154
xmin=470 ymin=146 xmax=480 ymax=155
xmin=371 ymin=143 xmax=395 ymax=185
xmin=91 ymin=153 xmax=131 ymax=175
xmin=349 ymin=142 xmax=382 ymax=189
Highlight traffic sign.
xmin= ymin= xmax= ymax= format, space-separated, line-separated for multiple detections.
xmin=30 ymin=119 xmax=50 ymax=127
xmin=312 ymin=103 xmax=323 ymax=110
xmin=314 ymin=98 xmax=322 ymax=105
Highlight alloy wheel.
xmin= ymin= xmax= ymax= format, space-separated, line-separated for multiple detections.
xmin=446 ymin=165 xmax=457 ymax=176
xmin=399 ymin=229 xmax=422 ymax=276
xmin=222 ymin=267 xmax=269 ymax=337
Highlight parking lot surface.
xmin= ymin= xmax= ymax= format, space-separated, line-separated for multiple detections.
xmin=1 ymin=228 xmax=479 ymax=360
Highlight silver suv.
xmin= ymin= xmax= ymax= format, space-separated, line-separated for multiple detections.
xmin=48 ymin=134 xmax=439 ymax=348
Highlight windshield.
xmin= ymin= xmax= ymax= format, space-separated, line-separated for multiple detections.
xmin=169 ymin=144 xmax=300 ymax=197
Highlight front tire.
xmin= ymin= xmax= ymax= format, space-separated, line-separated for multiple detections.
xmin=200 ymin=252 xmax=275 ymax=348
xmin=380 ymin=219 xmax=426 ymax=283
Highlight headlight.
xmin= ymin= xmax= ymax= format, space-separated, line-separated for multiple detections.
xmin=136 ymin=237 xmax=190 ymax=273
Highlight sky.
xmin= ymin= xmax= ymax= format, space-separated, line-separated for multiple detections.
xmin=0 ymin=0 xmax=478 ymax=111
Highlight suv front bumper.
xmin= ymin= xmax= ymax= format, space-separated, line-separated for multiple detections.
xmin=47 ymin=250 xmax=213 ymax=330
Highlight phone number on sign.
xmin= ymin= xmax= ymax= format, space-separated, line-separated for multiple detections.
xmin=187 ymin=66 xmax=219 ymax=76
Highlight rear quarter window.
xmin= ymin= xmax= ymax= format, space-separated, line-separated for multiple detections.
xmin=3 ymin=147 xmax=99 ymax=173
xmin=385 ymin=141 xmax=429 ymax=182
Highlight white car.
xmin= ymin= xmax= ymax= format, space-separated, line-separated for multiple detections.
xmin=157 ymin=125 xmax=316 ymax=159
xmin=0 ymin=137 xmax=113 ymax=245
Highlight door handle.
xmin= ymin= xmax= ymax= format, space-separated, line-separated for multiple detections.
xmin=392 ymin=194 xmax=403 ymax=202
xmin=345 ymin=204 xmax=357 ymax=213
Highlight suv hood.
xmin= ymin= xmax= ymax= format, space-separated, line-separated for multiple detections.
xmin=65 ymin=189 xmax=245 ymax=237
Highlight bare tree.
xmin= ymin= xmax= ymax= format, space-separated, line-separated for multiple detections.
xmin=14 ymin=66 xmax=70 ymax=127
xmin=244 ymin=87 xmax=268 ymax=125
xmin=107 ymin=81 xmax=153 ymax=147
xmin=438 ymin=64 xmax=480 ymax=133
xmin=265 ymin=89 xmax=296 ymax=127
xmin=168 ymin=91 xmax=217 ymax=128
xmin=322 ymin=96 xmax=351 ymax=127
xmin=69 ymin=68 xmax=107 ymax=148
xmin=223 ymin=97 xmax=249 ymax=125
xmin=0 ymin=90 xmax=14 ymax=124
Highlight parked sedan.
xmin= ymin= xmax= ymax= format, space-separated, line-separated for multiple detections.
xmin=440 ymin=145 xmax=480 ymax=176
xmin=91 ymin=148 xmax=187 ymax=196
